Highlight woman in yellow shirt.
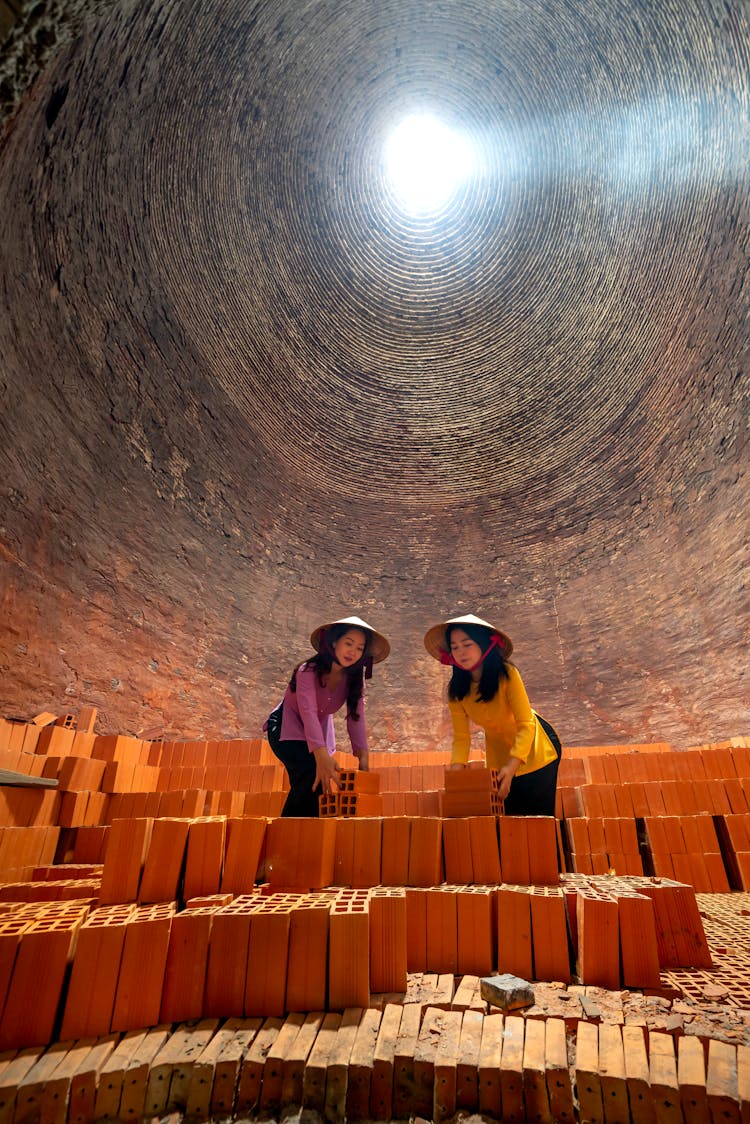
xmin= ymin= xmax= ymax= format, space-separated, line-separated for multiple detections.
xmin=424 ymin=613 xmax=562 ymax=816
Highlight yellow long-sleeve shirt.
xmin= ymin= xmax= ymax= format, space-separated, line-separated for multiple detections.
xmin=448 ymin=663 xmax=558 ymax=774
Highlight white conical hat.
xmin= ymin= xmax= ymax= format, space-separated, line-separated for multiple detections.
xmin=310 ymin=615 xmax=390 ymax=663
xmin=423 ymin=613 xmax=513 ymax=661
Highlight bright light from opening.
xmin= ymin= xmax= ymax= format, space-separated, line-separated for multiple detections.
xmin=384 ymin=114 xmax=476 ymax=214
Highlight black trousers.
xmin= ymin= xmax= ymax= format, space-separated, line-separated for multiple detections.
xmin=504 ymin=720 xmax=562 ymax=817
xmin=271 ymin=737 xmax=320 ymax=818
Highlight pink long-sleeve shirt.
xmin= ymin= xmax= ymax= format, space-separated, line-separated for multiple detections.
xmin=276 ymin=663 xmax=368 ymax=757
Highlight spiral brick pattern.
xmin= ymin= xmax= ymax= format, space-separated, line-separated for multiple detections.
xmin=0 ymin=0 xmax=748 ymax=746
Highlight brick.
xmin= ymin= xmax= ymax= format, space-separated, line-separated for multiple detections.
xmin=301 ymin=1010 xmax=341 ymax=1113
xmin=468 ymin=815 xmax=502 ymax=883
xmin=545 ymin=1017 xmax=575 ymax=1122
xmin=577 ymin=888 xmax=620 ymax=989
xmin=110 ymin=902 xmax=175 ymax=1032
xmin=500 ymin=1013 xmax=526 ymax=1121
xmin=209 ymin=1017 xmax=263 ymax=1118
xmin=369 ymin=887 xmax=407 ymax=994
xmin=138 ymin=817 xmax=190 ymax=903
xmin=0 ymin=915 xmax=82 ymax=1050
xmin=622 ymin=1025 xmax=655 ymax=1124
xmin=499 ymin=817 xmax=530 ymax=885
xmin=477 ymin=1011 xmax=504 ymax=1117
xmin=204 ymin=898 xmax=254 ymax=1018
xmin=345 ymin=1007 xmax=382 ymax=1121
xmin=530 ymin=886 xmax=572 ymax=983
xmin=617 ymin=891 xmax=661 ymax=989
xmin=235 ymin=1016 xmax=284 ymax=1114
xmin=425 ymin=886 xmax=458 ymax=975
xmin=648 ymin=1030 xmax=682 ymax=1122
xmin=60 ymin=903 xmax=135 ymax=1039
xmin=380 ymin=817 xmax=411 ymax=886
xmin=329 ymin=895 xmax=370 ymax=1010
xmin=142 ymin=1018 xmax=219 ymax=1117
xmin=452 ymin=1008 xmax=482 ymax=1113
xmin=98 ymin=817 xmax=153 ymax=905
xmin=520 ymin=1015 xmax=550 ymax=1122
xmin=182 ymin=817 xmax=226 ymax=901
xmin=456 ymin=887 xmax=494 ymax=978
xmin=575 ymin=1020 xmax=603 ymax=1124
xmin=322 ymin=1007 xmax=361 ymax=1124
xmin=244 ymin=899 xmax=293 ymax=1017
xmin=442 ymin=817 xmax=473 ymax=883
xmin=407 ymin=817 xmax=443 ymax=886
xmin=497 ymin=886 xmax=532 ymax=980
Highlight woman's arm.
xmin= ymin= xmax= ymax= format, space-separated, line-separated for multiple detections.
xmin=346 ymin=685 xmax=369 ymax=768
xmin=448 ymin=698 xmax=471 ymax=765
xmin=505 ymin=665 xmax=536 ymax=763
xmin=294 ymin=665 xmax=330 ymax=751
xmin=295 ymin=666 xmax=340 ymax=792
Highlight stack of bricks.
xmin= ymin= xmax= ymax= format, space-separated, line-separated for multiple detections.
xmin=320 ymin=769 xmax=383 ymax=817
xmin=0 ymin=708 xmax=746 ymax=1064
xmin=643 ymin=815 xmax=730 ymax=891
xmin=564 ymin=815 xmax=643 ymax=875
xmin=441 ymin=766 xmax=503 ymax=817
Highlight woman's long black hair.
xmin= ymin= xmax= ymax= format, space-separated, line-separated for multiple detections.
xmin=290 ymin=623 xmax=371 ymax=720
xmin=446 ymin=622 xmax=510 ymax=703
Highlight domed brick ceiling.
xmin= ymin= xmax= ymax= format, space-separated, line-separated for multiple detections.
xmin=0 ymin=0 xmax=748 ymax=747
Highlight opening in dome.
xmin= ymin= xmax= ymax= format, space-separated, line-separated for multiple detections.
xmin=384 ymin=113 xmax=476 ymax=214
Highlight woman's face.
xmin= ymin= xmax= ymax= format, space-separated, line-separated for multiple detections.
xmin=332 ymin=628 xmax=367 ymax=668
xmin=448 ymin=628 xmax=485 ymax=671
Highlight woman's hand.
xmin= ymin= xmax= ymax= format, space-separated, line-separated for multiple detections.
xmin=357 ymin=749 xmax=369 ymax=772
xmin=448 ymin=762 xmax=467 ymax=771
xmin=497 ymin=757 xmax=521 ymax=800
xmin=312 ymin=746 xmax=340 ymax=794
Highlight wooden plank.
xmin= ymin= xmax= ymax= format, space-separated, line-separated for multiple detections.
xmin=522 ymin=1016 xmax=551 ymax=1123
xmin=302 ymin=1012 xmax=341 ymax=1114
xmin=433 ymin=1008 xmax=463 ymax=1122
xmin=576 ymin=1020 xmax=604 ymax=1124
xmin=322 ymin=1008 xmax=362 ymax=1124
xmin=545 ymin=1017 xmax=575 ymax=1123
xmin=345 ymin=1007 xmax=381 ymax=1121
xmin=67 ymin=1036 xmax=119 ymax=1124
xmin=677 ymin=1035 xmax=711 ymax=1124
xmin=235 ymin=1017 xmax=284 ymax=1115
xmin=648 ymin=1031 xmax=684 ymax=1124
xmin=706 ymin=1039 xmax=740 ymax=1123
xmin=259 ymin=1012 xmax=307 ymax=1115
xmin=185 ymin=1018 xmax=247 ymax=1120
xmin=209 ymin=1019 xmax=263 ymax=1118
xmin=93 ymin=1029 xmax=149 ymax=1120
xmin=622 ymin=1025 xmax=655 ymax=1124
xmin=369 ymin=1003 xmax=401 ymax=1121
xmin=142 ymin=1019 xmax=219 ymax=1118
xmin=500 ymin=1014 xmax=526 ymax=1123
xmin=598 ymin=1022 xmax=629 ymax=1124
xmin=281 ymin=1011 xmax=325 ymax=1109
xmin=0 ymin=770 xmax=57 ymax=788
xmin=478 ymin=1011 xmax=504 ymax=1118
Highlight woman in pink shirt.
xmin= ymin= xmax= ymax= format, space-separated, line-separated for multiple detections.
xmin=265 ymin=615 xmax=390 ymax=816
